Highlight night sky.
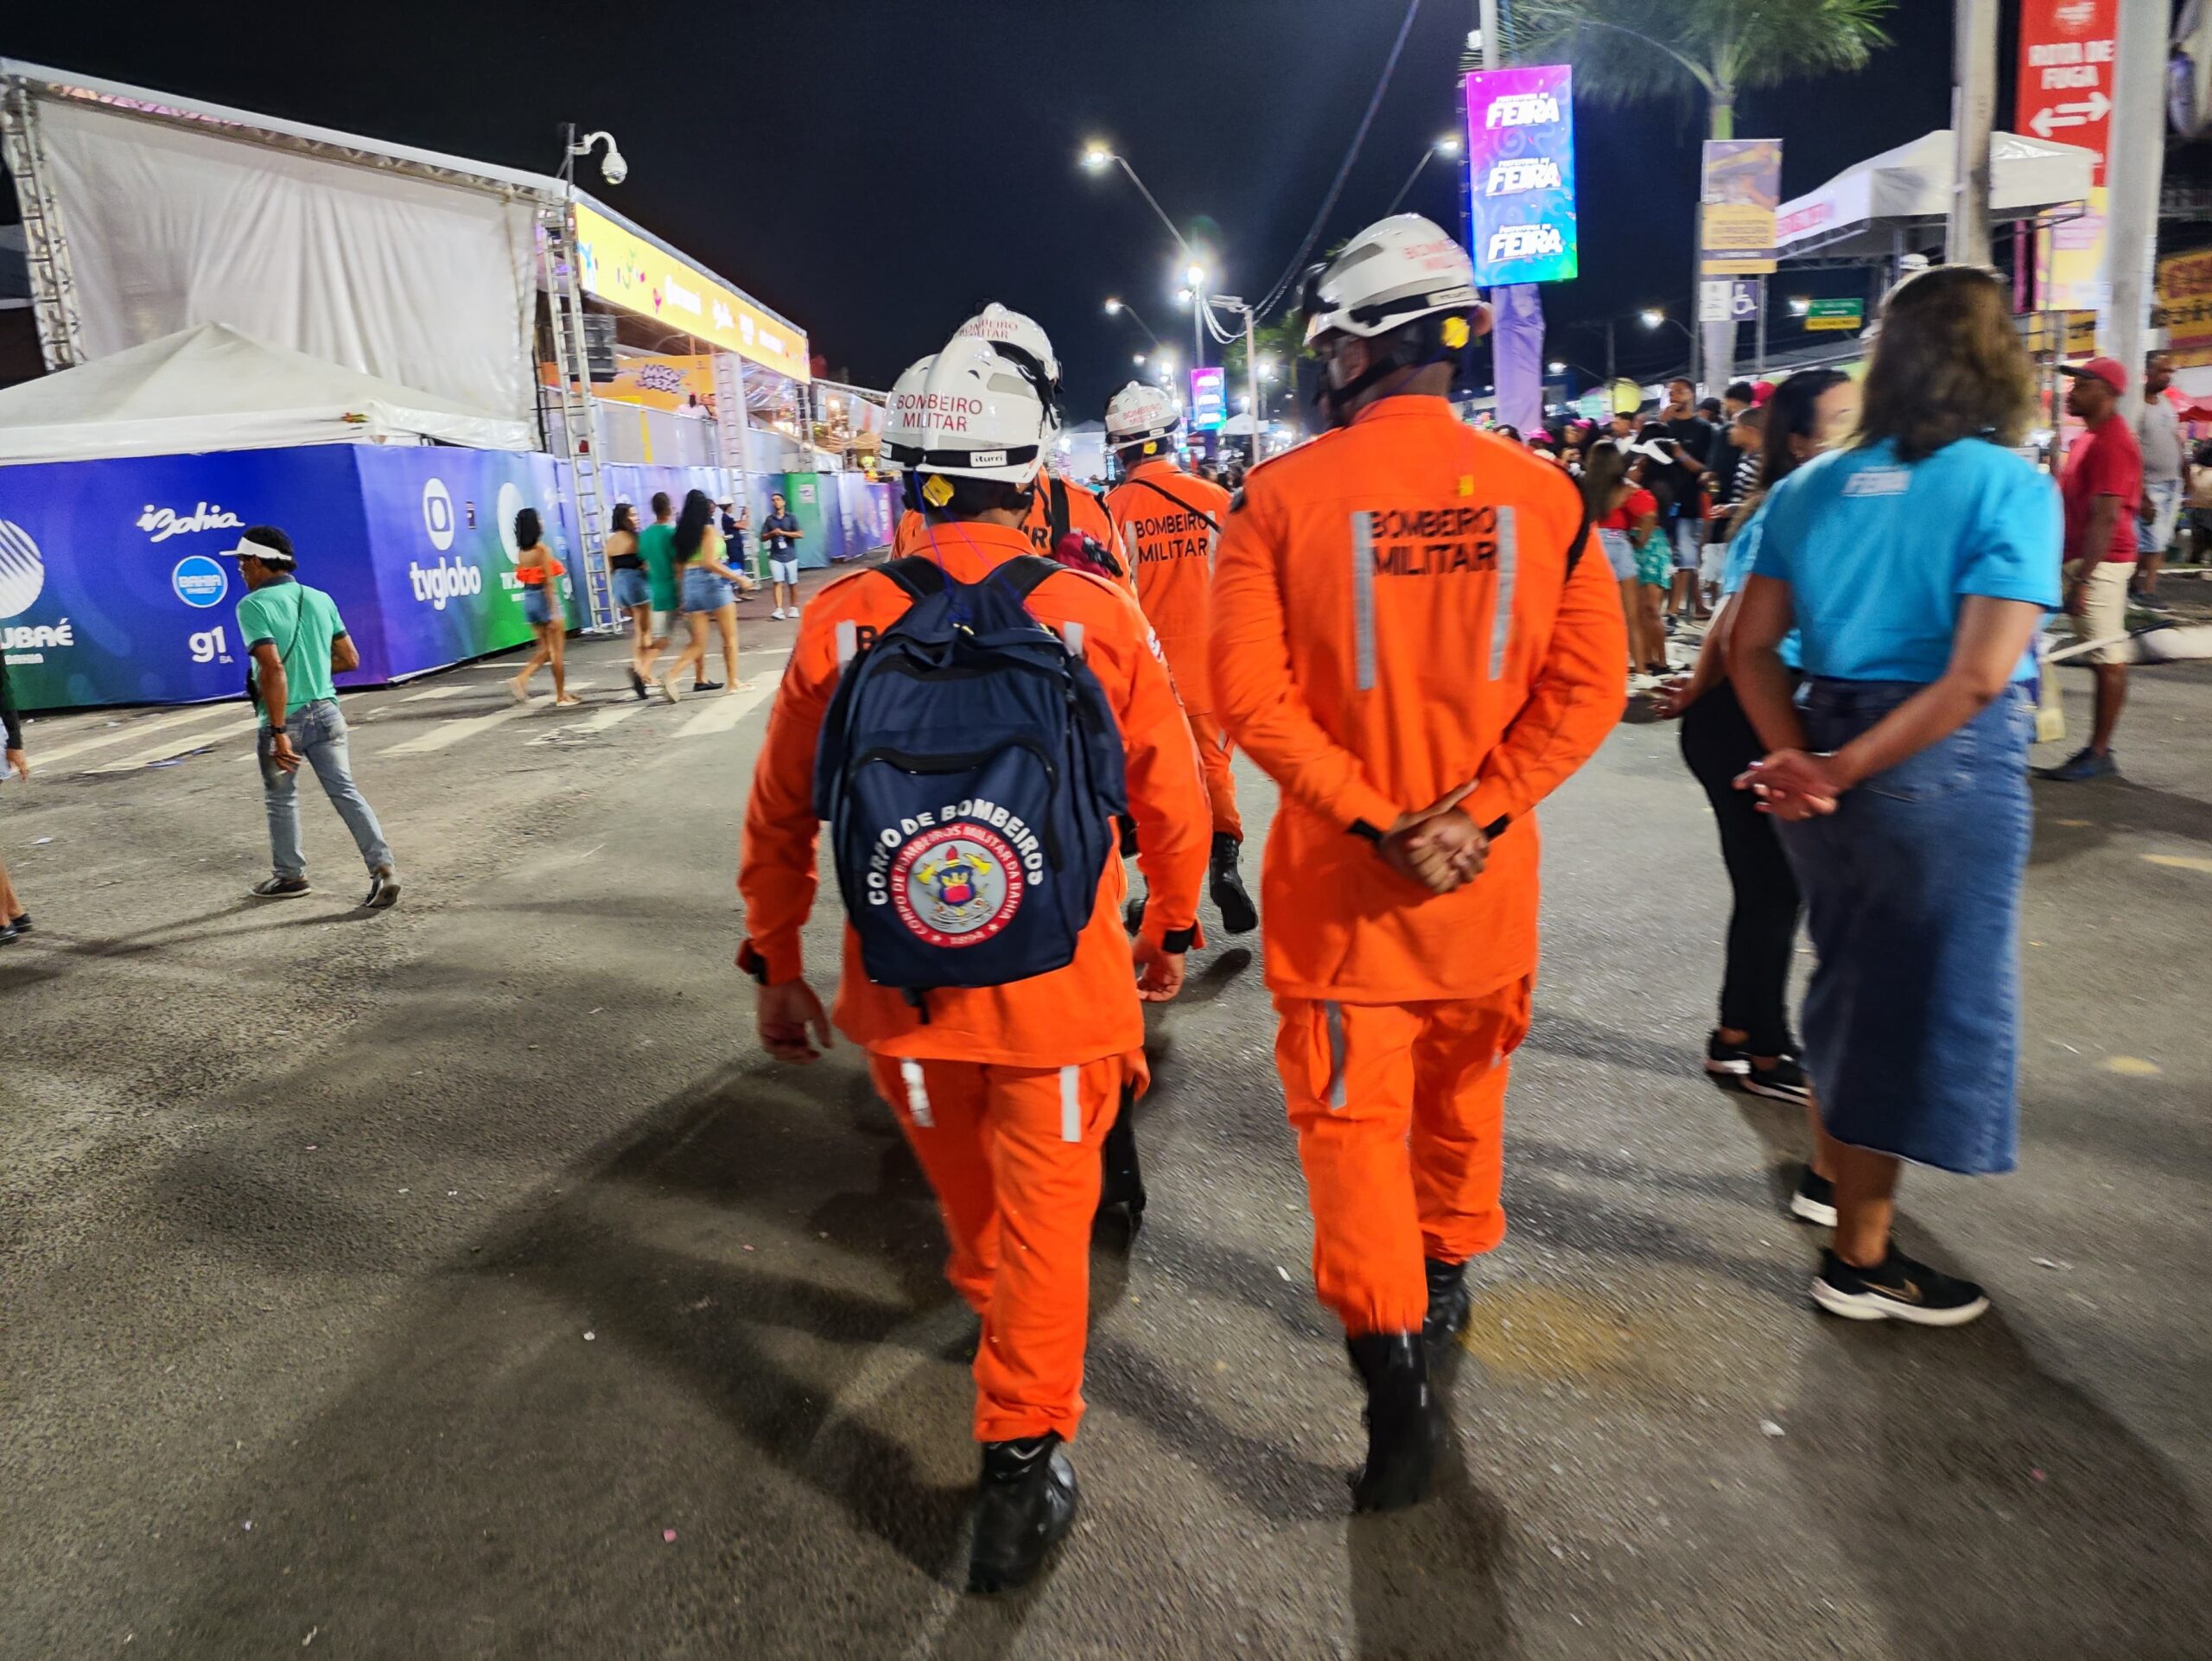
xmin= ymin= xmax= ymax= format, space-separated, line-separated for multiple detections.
xmin=10 ymin=0 xmax=1963 ymax=410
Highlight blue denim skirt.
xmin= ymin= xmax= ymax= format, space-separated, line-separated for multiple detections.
xmin=521 ymin=587 xmax=554 ymax=627
xmin=1777 ymin=678 xmax=2037 ymax=1174
xmin=680 ymin=566 xmax=734 ymax=614
xmin=611 ymin=566 xmax=652 ymax=609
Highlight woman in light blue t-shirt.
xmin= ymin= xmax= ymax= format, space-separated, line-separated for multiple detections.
xmin=1732 ymin=266 xmax=2060 ymax=1330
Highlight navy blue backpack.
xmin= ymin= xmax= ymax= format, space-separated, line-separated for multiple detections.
xmin=813 ymin=554 xmax=1128 ymax=998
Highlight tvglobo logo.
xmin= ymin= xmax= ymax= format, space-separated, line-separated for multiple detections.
xmin=409 ymin=557 xmax=483 ymax=611
xmin=422 ymin=478 xmax=456 ymax=551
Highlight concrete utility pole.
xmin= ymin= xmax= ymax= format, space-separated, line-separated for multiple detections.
xmin=2099 ymin=0 xmax=2171 ymax=407
xmin=1948 ymin=0 xmax=1999 ymax=268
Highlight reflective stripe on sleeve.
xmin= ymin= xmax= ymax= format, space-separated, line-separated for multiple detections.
xmin=1489 ymin=506 xmax=1518 ymax=679
xmin=835 ymin=620 xmax=859 ymax=668
xmin=1350 ymin=512 xmax=1377 ymax=692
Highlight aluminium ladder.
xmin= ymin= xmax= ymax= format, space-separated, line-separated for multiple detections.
xmin=0 ymin=78 xmax=86 ymax=372
xmin=535 ymin=200 xmax=619 ymax=633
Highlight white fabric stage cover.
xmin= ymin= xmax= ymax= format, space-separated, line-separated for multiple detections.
xmin=1776 ymin=130 xmax=2097 ymax=257
xmin=33 ymin=92 xmax=539 ymax=427
xmin=0 ymin=323 xmax=535 ymax=463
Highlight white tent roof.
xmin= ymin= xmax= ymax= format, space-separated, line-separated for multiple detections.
xmin=1776 ymin=129 xmax=2096 ymax=259
xmin=0 ymin=322 xmax=536 ymax=465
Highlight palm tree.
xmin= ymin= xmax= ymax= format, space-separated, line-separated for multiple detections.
xmin=1510 ymin=0 xmax=1897 ymax=383
xmin=1507 ymin=0 xmax=1896 ymax=141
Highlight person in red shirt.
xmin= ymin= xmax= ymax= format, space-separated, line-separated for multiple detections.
xmin=2046 ymin=356 xmax=2143 ymax=781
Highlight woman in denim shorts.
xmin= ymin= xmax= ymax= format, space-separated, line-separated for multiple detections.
xmin=1732 ymin=267 xmax=2059 ymax=1328
xmin=508 ymin=508 xmax=581 ymax=708
xmin=659 ymin=489 xmax=753 ymax=700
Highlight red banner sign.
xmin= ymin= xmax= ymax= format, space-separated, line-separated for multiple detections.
xmin=2017 ymin=0 xmax=2118 ymax=185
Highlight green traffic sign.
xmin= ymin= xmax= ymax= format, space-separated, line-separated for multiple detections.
xmin=1804 ymin=298 xmax=1865 ymax=333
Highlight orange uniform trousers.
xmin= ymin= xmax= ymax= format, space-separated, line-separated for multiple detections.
xmin=1273 ymin=977 xmax=1532 ymax=1335
xmin=1185 ymin=709 xmax=1243 ymax=842
xmin=867 ymin=1049 xmax=1137 ymax=1444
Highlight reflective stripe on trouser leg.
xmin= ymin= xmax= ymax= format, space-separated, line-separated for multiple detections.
xmin=1324 ymin=1001 xmax=1348 ymax=1111
xmin=1408 ymin=977 xmax=1532 ymax=1264
xmin=1187 ymin=709 xmax=1243 ymax=840
xmin=1489 ymin=505 xmax=1518 ymax=679
xmin=1273 ymin=997 xmax=1427 ymax=1334
xmin=973 ymin=1055 xmax=1122 ymax=1443
xmin=866 ymin=1053 xmax=995 ymax=1317
xmin=899 ymin=1058 xmax=932 ymax=1127
xmin=1350 ymin=511 xmax=1377 ymax=691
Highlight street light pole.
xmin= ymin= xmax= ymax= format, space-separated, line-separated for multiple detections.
xmin=1104 ymin=297 xmax=1162 ymax=352
xmin=1948 ymin=0 xmax=1999 ymax=268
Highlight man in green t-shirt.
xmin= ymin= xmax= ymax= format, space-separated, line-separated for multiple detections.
xmin=638 ymin=488 xmax=679 ymax=630
xmin=228 ymin=526 xmax=398 ymax=908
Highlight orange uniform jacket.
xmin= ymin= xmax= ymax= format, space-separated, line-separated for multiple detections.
xmin=1210 ymin=396 xmax=1627 ymax=1003
xmin=741 ymin=519 xmax=1211 ymax=1066
xmin=1105 ymin=460 xmax=1233 ymax=712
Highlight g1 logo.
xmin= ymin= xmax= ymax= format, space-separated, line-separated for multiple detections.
xmin=189 ymin=625 xmax=232 ymax=665
xmin=423 ymin=478 xmax=456 ymax=551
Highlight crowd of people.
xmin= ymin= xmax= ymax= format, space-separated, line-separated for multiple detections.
xmin=721 ymin=213 xmax=2091 ymax=1595
xmin=3 ymin=204 xmax=2156 ymax=1600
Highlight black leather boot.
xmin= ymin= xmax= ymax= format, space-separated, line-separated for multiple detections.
xmin=1344 ymin=1333 xmax=1439 ymax=1512
xmin=1096 ymin=1083 xmax=1147 ymax=1227
xmin=1209 ymin=831 xmax=1258 ymax=934
xmin=1422 ymin=1257 xmax=1471 ymax=1349
xmin=967 ymin=1432 xmax=1079 ymax=1594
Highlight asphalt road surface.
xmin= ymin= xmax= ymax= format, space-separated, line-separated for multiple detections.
xmin=5 ymin=580 xmax=2209 ymax=1659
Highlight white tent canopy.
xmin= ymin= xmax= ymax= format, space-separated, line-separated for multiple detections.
xmin=1776 ymin=129 xmax=2096 ymax=260
xmin=0 ymin=324 xmax=535 ymax=465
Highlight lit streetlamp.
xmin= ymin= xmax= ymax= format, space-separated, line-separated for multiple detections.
xmin=1385 ymin=133 xmax=1466 ymax=215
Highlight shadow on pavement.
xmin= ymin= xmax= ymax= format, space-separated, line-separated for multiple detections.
xmin=1346 ymin=1397 xmax=1516 ymax=1661
xmin=1786 ymin=1301 xmax=2212 ymax=1659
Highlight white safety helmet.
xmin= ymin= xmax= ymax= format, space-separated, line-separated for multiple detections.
xmin=1300 ymin=213 xmax=1479 ymax=346
xmin=880 ymin=355 xmax=936 ymax=472
xmin=1103 ymin=380 xmax=1180 ymax=449
xmin=953 ymin=302 xmax=1063 ymax=436
xmin=879 ymin=336 xmax=1047 ymax=489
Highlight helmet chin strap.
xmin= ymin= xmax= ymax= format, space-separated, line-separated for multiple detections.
xmin=1313 ymin=347 xmax=1439 ymax=427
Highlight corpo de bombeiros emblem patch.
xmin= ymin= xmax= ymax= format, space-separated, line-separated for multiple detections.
xmin=891 ymin=822 xmax=1026 ymax=946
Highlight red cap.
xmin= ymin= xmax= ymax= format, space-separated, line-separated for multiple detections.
xmin=2063 ymin=356 xmax=2127 ymax=393
xmin=1751 ymin=379 xmax=1777 ymax=406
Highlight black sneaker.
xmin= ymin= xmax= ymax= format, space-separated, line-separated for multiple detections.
xmin=7 ymin=912 xmax=29 ymax=932
xmin=1789 ymin=1166 xmax=1836 ymax=1227
xmin=250 ymin=876 xmax=312 ymax=899
xmin=967 ymin=1433 xmax=1078 ymax=1594
xmin=362 ymin=870 xmax=401 ymax=911
xmin=1421 ymin=1258 xmax=1471 ymax=1349
xmin=1705 ymin=1030 xmax=1751 ymax=1078
xmin=0 ymin=923 xmax=17 ymax=945
xmin=1740 ymin=1053 xmax=1813 ymax=1104
xmin=627 ymin=667 xmax=647 ymax=700
xmin=1812 ymin=1245 xmax=1989 ymax=1327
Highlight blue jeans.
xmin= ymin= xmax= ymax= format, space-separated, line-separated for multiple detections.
xmin=1777 ymin=679 xmax=2036 ymax=1174
xmin=258 ymin=699 xmax=393 ymax=881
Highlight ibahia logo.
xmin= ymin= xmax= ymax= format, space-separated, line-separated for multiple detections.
xmin=138 ymin=501 xmax=245 ymax=544
xmin=409 ymin=557 xmax=482 ymax=610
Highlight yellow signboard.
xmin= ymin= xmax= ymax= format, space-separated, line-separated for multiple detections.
xmin=2158 ymin=248 xmax=2212 ymax=370
xmin=1700 ymin=138 xmax=1782 ymax=277
xmin=572 ymin=204 xmax=810 ymax=384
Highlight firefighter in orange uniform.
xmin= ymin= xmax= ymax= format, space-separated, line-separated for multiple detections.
xmin=740 ymin=334 xmax=1210 ymax=1593
xmin=1210 ymin=215 xmax=1626 ymax=1511
xmin=1102 ymin=380 xmax=1257 ymax=933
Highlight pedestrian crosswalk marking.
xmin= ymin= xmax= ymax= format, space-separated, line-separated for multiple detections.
xmin=86 ymin=716 xmax=264 ymax=773
xmin=378 ymin=682 xmax=595 ymax=755
xmin=33 ymin=702 xmax=245 ymax=769
xmin=675 ymin=681 xmax=775 ymax=738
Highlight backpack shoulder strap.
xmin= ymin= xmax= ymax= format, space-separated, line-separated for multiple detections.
xmin=1047 ymin=476 xmax=1071 ymax=544
xmin=993 ymin=554 xmax=1067 ymax=604
xmin=1564 ymin=502 xmax=1592 ymax=579
xmin=1127 ymin=474 xmax=1221 ymax=532
xmin=879 ymin=554 xmax=949 ymax=601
